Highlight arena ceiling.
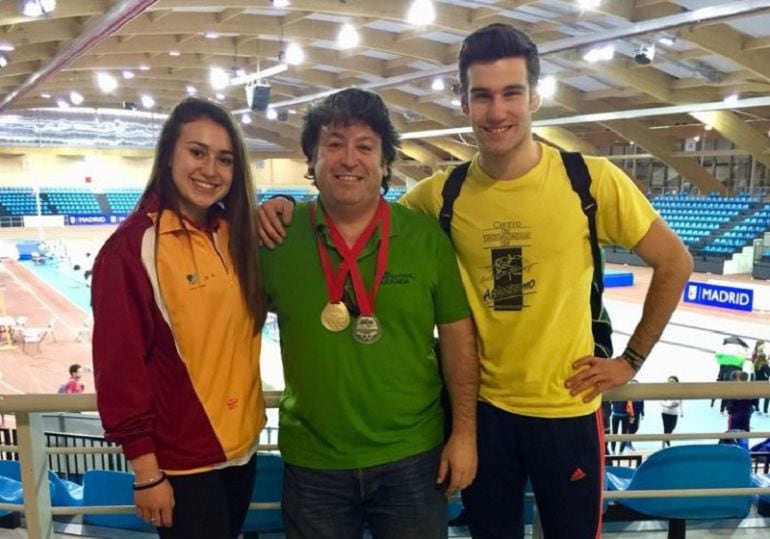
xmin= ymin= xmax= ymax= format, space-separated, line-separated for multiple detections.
xmin=1 ymin=0 xmax=770 ymax=191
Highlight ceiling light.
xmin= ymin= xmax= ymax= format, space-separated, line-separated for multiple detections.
xmin=0 ymin=42 xmax=15 ymax=52
xmin=96 ymin=72 xmax=118 ymax=93
xmin=40 ymin=93 xmax=51 ymax=99
xmin=56 ymin=98 xmax=69 ymax=109
xmin=407 ymin=0 xmax=436 ymax=26
xmin=122 ymin=70 xmax=135 ymax=79
xmin=431 ymin=78 xmax=445 ymax=91
xmin=69 ymin=91 xmax=84 ymax=105
xmin=139 ymin=64 xmax=150 ymax=71
xmin=186 ymin=85 xmax=196 ymax=95
xmin=210 ymin=67 xmax=230 ymax=90
xmin=704 ymin=124 xmax=713 ymax=131
xmin=537 ymin=75 xmax=557 ymax=99
xmin=241 ymin=113 xmax=252 ymax=125
xmin=285 ymin=42 xmax=304 ymax=65
xmin=20 ymin=0 xmax=56 ymax=17
xmin=723 ymin=93 xmax=739 ymax=105
xmin=578 ymin=0 xmax=601 ymax=9
xmin=204 ymin=31 xmax=219 ymax=39
xmin=582 ymin=44 xmax=615 ymax=63
xmin=215 ymin=92 xmax=226 ymax=101
xmin=140 ymin=94 xmax=155 ymax=109
xmin=266 ymin=108 xmax=278 ymax=120
xmin=658 ymin=36 xmax=676 ymax=46
xmin=693 ymin=135 xmax=701 ymax=142
xmin=169 ymin=50 xmax=180 ymax=57
xmin=0 ymin=55 xmax=7 ymax=69
xmin=272 ymin=0 xmax=290 ymax=7
xmin=337 ymin=23 xmax=360 ymax=50
xmin=633 ymin=43 xmax=655 ymax=65
xmin=450 ymin=98 xmax=461 ymax=107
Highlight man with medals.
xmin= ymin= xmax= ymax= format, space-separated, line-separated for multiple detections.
xmin=260 ymin=88 xmax=479 ymax=539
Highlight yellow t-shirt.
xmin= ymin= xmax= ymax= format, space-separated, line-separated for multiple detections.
xmin=401 ymin=143 xmax=658 ymax=418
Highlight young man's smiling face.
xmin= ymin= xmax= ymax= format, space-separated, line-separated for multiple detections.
xmin=462 ymin=57 xmax=541 ymax=162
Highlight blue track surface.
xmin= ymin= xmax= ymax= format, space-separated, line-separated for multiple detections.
xmin=20 ymin=260 xmax=91 ymax=314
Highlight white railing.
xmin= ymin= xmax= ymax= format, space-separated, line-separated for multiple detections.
xmin=2 ymin=384 xmax=770 ymax=538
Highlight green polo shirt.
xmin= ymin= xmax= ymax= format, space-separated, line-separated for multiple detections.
xmin=261 ymin=201 xmax=470 ymax=469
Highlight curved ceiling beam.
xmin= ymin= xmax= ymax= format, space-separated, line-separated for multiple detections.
xmin=0 ymin=0 xmax=158 ymax=111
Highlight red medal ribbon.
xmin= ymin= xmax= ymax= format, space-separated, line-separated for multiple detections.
xmin=324 ymin=198 xmax=390 ymax=317
xmin=310 ymin=199 xmax=386 ymax=308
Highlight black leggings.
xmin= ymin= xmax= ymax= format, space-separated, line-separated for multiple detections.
xmin=157 ymin=455 xmax=256 ymax=539
xmin=757 ymin=366 xmax=770 ymax=413
xmin=661 ymin=413 xmax=678 ymax=447
xmin=610 ymin=415 xmax=631 ymax=453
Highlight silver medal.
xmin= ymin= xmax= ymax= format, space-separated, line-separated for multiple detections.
xmin=353 ymin=315 xmax=381 ymax=344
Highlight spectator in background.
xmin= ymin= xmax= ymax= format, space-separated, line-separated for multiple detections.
xmin=725 ymin=370 xmax=753 ymax=432
xmin=59 ymin=363 xmax=85 ymax=394
xmin=610 ymin=399 xmax=634 ymax=454
xmin=712 ymin=336 xmax=748 ymax=413
xmin=752 ymin=340 xmax=769 ymax=414
xmin=660 ymin=375 xmax=683 ymax=448
xmin=626 ymin=379 xmax=644 ymax=451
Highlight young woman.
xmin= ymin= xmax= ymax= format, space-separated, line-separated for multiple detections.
xmin=752 ymin=340 xmax=769 ymax=414
xmin=660 ymin=375 xmax=683 ymax=448
xmin=91 ymin=97 xmax=267 ymax=538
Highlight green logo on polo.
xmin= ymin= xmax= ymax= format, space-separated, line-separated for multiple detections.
xmin=381 ymin=272 xmax=415 ymax=285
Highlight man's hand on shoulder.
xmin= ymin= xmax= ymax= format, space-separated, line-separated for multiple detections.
xmin=257 ymin=197 xmax=295 ymax=248
xmin=565 ymin=355 xmax=636 ymax=403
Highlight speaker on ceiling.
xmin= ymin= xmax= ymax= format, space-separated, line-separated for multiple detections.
xmin=246 ymin=81 xmax=271 ymax=112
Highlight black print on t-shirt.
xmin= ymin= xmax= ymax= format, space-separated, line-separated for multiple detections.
xmin=486 ymin=248 xmax=523 ymax=311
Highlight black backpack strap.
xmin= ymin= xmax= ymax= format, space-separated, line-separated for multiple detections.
xmin=438 ymin=162 xmax=471 ymax=237
xmin=561 ymin=151 xmax=613 ymax=358
xmin=561 ymin=151 xmax=602 ymax=293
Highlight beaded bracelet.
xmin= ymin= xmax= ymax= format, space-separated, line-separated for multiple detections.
xmin=621 ymin=346 xmax=646 ymax=372
xmin=133 ymin=471 xmax=166 ymax=491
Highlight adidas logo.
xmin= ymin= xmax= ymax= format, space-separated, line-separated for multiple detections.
xmin=570 ymin=468 xmax=586 ymax=481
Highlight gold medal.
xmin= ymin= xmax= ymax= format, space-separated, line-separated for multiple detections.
xmin=321 ymin=302 xmax=350 ymax=332
xmin=353 ymin=315 xmax=381 ymax=344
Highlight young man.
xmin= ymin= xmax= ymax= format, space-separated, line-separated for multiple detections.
xmin=60 ymin=363 xmax=85 ymax=394
xmin=260 ymin=88 xmax=479 ymax=539
xmin=259 ymin=24 xmax=692 ymax=539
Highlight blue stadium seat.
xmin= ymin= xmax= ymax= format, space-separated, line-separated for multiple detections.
xmin=0 ymin=476 xmax=23 ymax=518
xmin=82 ymin=470 xmax=153 ymax=532
xmin=242 ymin=452 xmax=284 ymax=534
xmin=605 ymin=444 xmax=751 ymax=533
xmin=0 ymin=460 xmax=62 ymax=505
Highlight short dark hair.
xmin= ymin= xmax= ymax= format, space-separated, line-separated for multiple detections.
xmin=69 ymin=364 xmax=82 ymax=375
xmin=668 ymin=375 xmax=679 ymax=383
xmin=300 ymin=88 xmax=400 ymax=193
xmin=458 ymin=23 xmax=540 ymax=92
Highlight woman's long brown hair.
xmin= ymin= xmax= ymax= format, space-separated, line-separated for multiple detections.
xmin=137 ymin=97 xmax=266 ymax=331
